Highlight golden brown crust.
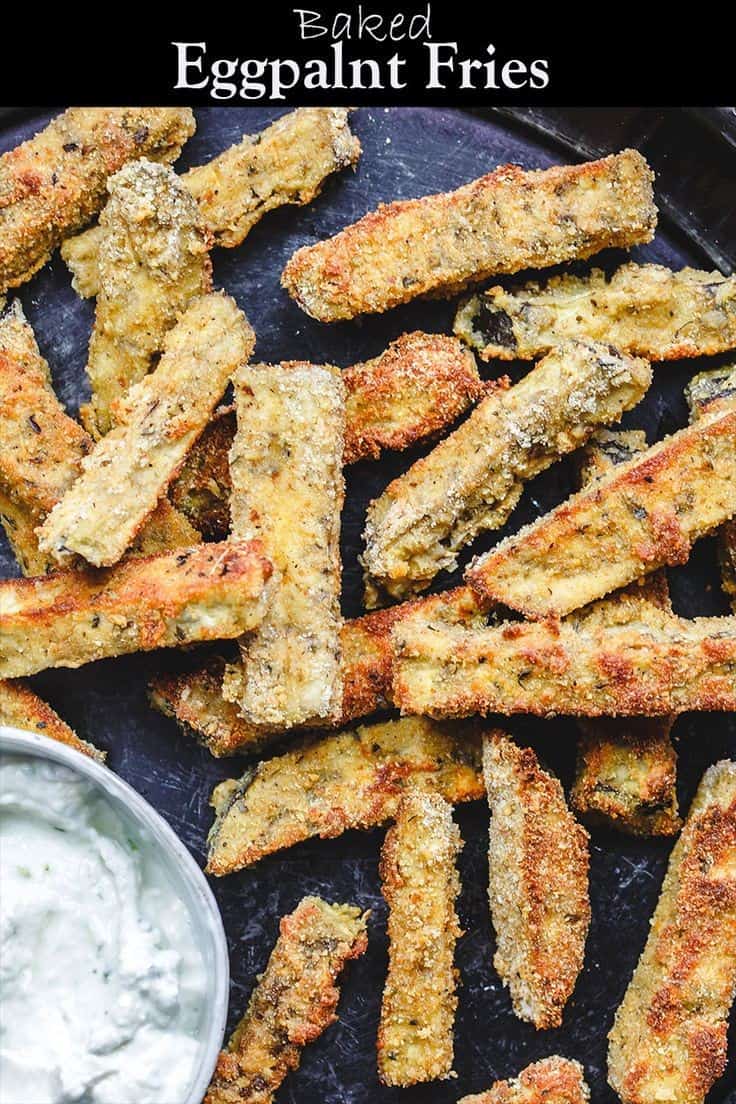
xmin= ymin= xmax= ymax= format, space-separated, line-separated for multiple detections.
xmin=0 ymin=678 xmax=104 ymax=760
xmin=170 ymin=334 xmax=483 ymax=541
xmin=572 ymin=716 xmax=680 ymax=836
xmin=0 ymin=298 xmax=198 ymax=575
xmin=459 ymin=1056 xmax=590 ymax=1103
xmin=62 ymin=108 xmax=360 ymax=296
xmin=38 ymin=294 xmax=254 ymax=568
xmin=572 ymin=431 xmax=680 ymax=836
xmin=205 ymin=716 xmax=482 ymax=875
xmin=608 ymin=760 xmax=736 ymax=1104
xmin=150 ymin=587 xmax=481 ymax=757
xmin=0 ymin=539 xmax=273 ymax=678
xmin=483 ymin=733 xmax=590 ymax=1029
xmin=0 ymin=108 xmax=195 ymax=292
xmin=467 ymin=392 xmax=736 ymax=619
xmin=392 ymin=601 xmax=736 ymax=718
xmin=81 ymin=159 xmax=212 ymax=437
xmin=455 ymin=264 xmax=736 ymax=362
xmin=377 ymin=790 xmax=462 ymax=1086
xmin=281 ymin=150 xmax=656 ymax=322
xmin=343 ymin=331 xmax=482 ymax=464
xmin=363 ymin=340 xmax=651 ymax=604
xmin=205 ymin=896 xmax=368 ymax=1104
xmin=224 ymin=363 xmax=344 ymax=728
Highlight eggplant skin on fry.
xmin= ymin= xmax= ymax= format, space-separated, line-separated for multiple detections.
xmin=205 ymin=716 xmax=482 ymax=875
xmin=608 ymin=760 xmax=736 ymax=1104
xmin=455 ymin=264 xmax=736 ymax=362
xmin=459 ymin=1056 xmax=590 ymax=1103
xmin=281 ymin=149 xmax=656 ymax=322
xmin=205 ymin=896 xmax=368 ymax=1104
xmin=0 ymin=107 xmax=195 ymax=292
xmin=483 ymin=733 xmax=590 ymax=1030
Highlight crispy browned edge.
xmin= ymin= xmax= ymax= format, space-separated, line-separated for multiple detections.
xmin=0 ymin=678 xmax=104 ymax=760
xmin=205 ymin=896 xmax=368 ymax=1104
xmin=149 ymin=587 xmax=481 ymax=757
xmin=377 ymin=790 xmax=462 ymax=1086
xmin=458 ymin=1056 xmax=590 ymax=1103
xmin=484 ymin=732 xmax=590 ymax=1030
xmin=169 ymin=333 xmax=483 ymax=540
xmin=282 ymin=150 xmax=656 ymax=322
xmin=466 ymin=404 xmax=736 ymax=618
xmin=0 ymin=540 xmax=273 ymax=678
xmin=607 ymin=761 xmax=736 ymax=1104
xmin=0 ymin=108 xmax=195 ymax=292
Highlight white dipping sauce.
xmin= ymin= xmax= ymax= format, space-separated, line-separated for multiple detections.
xmin=0 ymin=755 xmax=207 ymax=1104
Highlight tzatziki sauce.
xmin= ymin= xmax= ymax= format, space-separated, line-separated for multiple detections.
xmin=0 ymin=754 xmax=208 ymax=1104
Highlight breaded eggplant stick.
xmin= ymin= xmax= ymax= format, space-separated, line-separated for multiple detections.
xmin=0 ymin=678 xmax=103 ymax=761
xmin=0 ymin=539 xmax=272 ymax=678
xmin=206 ymin=896 xmax=368 ymax=1104
xmin=152 ymin=587 xmax=483 ymax=758
xmin=206 ymin=716 xmax=482 ymax=875
xmin=281 ymin=149 xmax=656 ymax=322
xmin=571 ymin=429 xmax=680 ymax=836
xmin=377 ymin=791 xmax=462 ymax=1086
xmin=169 ymin=333 xmax=482 ymax=539
xmin=38 ymin=294 xmax=254 ymax=568
xmin=392 ymin=598 xmax=736 ymax=718
xmin=223 ymin=362 xmax=344 ymax=728
xmin=0 ymin=108 xmax=195 ymax=292
xmin=467 ymin=387 xmax=736 ymax=619
xmin=0 ymin=299 xmax=198 ymax=575
xmin=81 ymin=160 xmax=212 ymax=437
xmin=455 ymin=264 xmax=736 ymax=362
xmin=363 ymin=340 xmax=651 ymax=604
xmin=459 ymin=1056 xmax=590 ymax=1103
xmin=686 ymin=365 xmax=736 ymax=612
xmin=608 ymin=760 xmax=736 ymax=1104
xmin=483 ymin=733 xmax=590 ymax=1029
xmin=62 ymin=107 xmax=361 ymax=295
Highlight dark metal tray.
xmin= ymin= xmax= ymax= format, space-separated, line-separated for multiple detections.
xmin=1 ymin=107 xmax=734 ymax=1104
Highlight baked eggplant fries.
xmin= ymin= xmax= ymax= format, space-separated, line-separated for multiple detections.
xmin=0 ymin=678 xmax=103 ymax=760
xmin=205 ymin=896 xmax=368 ymax=1104
xmin=456 ymin=263 xmax=736 ymax=362
xmin=459 ymin=1056 xmax=590 ymax=1103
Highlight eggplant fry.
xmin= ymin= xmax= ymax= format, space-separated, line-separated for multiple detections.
xmin=483 ymin=733 xmax=590 ymax=1030
xmin=38 ymin=294 xmax=253 ymax=568
xmin=0 ymin=108 xmax=194 ymax=293
xmin=391 ymin=598 xmax=736 ymax=718
xmin=0 ymin=298 xmax=198 ymax=575
xmin=224 ymin=363 xmax=344 ymax=728
xmin=81 ymin=159 xmax=212 ymax=438
xmin=467 ymin=389 xmax=736 ymax=619
xmin=459 ymin=1056 xmax=590 ymax=1104
xmin=62 ymin=107 xmax=361 ymax=295
xmin=151 ymin=587 xmax=483 ymax=757
xmin=377 ymin=791 xmax=462 ymax=1086
xmin=0 ymin=678 xmax=104 ymax=761
xmin=686 ymin=365 xmax=736 ymax=612
xmin=455 ymin=264 xmax=736 ymax=362
xmin=571 ymin=429 xmax=680 ymax=837
xmin=608 ymin=760 xmax=736 ymax=1104
xmin=206 ymin=895 xmax=368 ymax=1104
xmin=0 ymin=539 xmax=273 ymax=679
xmin=170 ymin=333 xmax=482 ymax=540
xmin=206 ymin=716 xmax=482 ymax=875
xmin=281 ymin=149 xmax=656 ymax=322
xmin=363 ymin=340 xmax=651 ymax=605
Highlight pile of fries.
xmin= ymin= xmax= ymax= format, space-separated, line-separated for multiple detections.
xmin=0 ymin=106 xmax=734 ymax=1104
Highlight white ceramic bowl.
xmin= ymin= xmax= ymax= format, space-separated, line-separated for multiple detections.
xmin=0 ymin=724 xmax=229 ymax=1104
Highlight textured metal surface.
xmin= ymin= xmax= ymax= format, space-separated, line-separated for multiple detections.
xmin=0 ymin=107 xmax=734 ymax=1104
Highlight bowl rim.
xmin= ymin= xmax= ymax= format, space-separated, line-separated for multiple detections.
xmin=0 ymin=724 xmax=229 ymax=1104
